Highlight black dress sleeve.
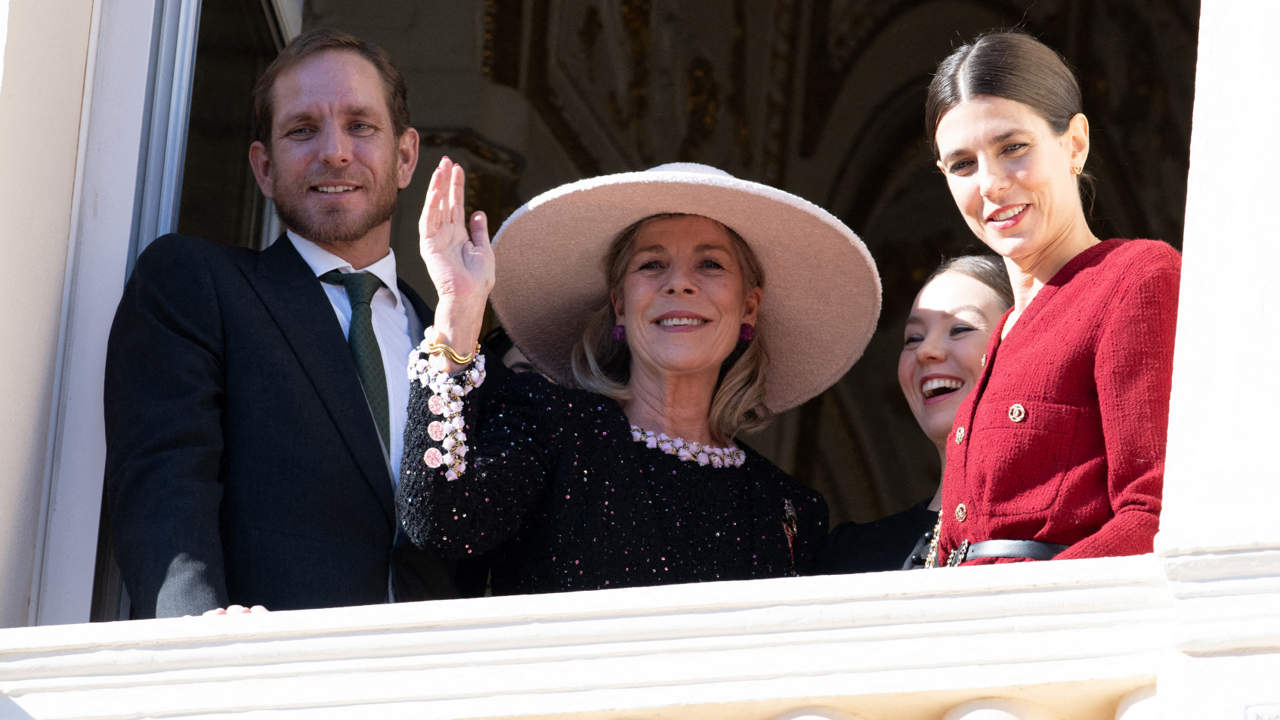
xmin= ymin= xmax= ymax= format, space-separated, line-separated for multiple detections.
xmin=816 ymin=501 xmax=938 ymax=574
xmin=397 ymin=355 xmax=562 ymax=559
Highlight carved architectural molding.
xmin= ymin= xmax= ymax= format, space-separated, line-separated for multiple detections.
xmin=519 ymin=0 xmax=803 ymax=181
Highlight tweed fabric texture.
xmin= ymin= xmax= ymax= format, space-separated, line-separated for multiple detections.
xmin=398 ymin=369 xmax=828 ymax=595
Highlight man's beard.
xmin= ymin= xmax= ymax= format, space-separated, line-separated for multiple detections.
xmin=274 ymin=182 xmax=398 ymax=247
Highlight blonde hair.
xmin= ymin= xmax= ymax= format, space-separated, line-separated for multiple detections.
xmin=569 ymin=214 xmax=771 ymax=443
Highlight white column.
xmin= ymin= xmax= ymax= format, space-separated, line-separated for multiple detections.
xmin=1157 ymin=0 xmax=1280 ymax=717
xmin=1160 ymin=0 xmax=1280 ymax=557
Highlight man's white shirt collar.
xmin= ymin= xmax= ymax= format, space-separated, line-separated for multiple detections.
xmin=287 ymin=231 xmax=403 ymax=309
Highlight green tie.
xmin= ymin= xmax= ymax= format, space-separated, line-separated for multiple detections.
xmin=320 ymin=270 xmax=389 ymax=455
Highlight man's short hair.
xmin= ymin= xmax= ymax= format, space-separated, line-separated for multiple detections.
xmin=251 ymin=28 xmax=412 ymax=144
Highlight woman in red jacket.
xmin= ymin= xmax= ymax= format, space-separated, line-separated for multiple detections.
xmin=924 ymin=31 xmax=1181 ymax=565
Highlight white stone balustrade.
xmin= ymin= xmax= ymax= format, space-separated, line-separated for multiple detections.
xmin=0 ymin=556 xmax=1182 ymax=719
xmin=9 ymin=545 xmax=1270 ymax=719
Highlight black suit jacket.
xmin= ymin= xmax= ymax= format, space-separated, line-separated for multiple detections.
xmin=104 ymin=234 xmax=460 ymax=617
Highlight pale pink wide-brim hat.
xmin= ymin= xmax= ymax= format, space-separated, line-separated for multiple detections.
xmin=490 ymin=162 xmax=882 ymax=414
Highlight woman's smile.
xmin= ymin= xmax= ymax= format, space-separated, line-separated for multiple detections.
xmin=654 ymin=311 xmax=711 ymax=330
xmin=920 ymin=373 xmax=965 ymax=405
xmin=986 ymin=203 xmax=1029 ymax=229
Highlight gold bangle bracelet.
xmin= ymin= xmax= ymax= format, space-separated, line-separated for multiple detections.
xmin=425 ymin=340 xmax=481 ymax=365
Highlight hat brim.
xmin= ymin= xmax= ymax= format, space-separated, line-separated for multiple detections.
xmin=490 ymin=166 xmax=881 ymax=414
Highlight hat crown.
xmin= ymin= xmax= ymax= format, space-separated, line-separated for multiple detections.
xmin=645 ymin=162 xmax=732 ymax=179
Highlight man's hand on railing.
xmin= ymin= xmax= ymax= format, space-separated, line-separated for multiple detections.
xmin=199 ymin=604 xmax=269 ymax=616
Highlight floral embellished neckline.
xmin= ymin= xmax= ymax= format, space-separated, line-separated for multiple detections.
xmin=629 ymin=425 xmax=747 ymax=468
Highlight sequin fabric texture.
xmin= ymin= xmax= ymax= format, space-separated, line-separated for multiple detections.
xmin=398 ymin=367 xmax=828 ymax=596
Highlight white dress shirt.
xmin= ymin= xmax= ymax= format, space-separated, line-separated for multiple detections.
xmin=288 ymin=232 xmax=419 ymax=486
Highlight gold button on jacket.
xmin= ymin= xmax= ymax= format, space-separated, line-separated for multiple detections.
xmin=1008 ymin=403 xmax=1027 ymax=423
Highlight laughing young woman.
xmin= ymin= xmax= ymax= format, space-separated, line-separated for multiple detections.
xmin=820 ymin=256 xmax=1012 ymax=573
xmin=924 ymin=31 xmax=1181 ymax=566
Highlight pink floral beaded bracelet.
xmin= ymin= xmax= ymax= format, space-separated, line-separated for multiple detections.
xmin=408 ymin=330 xmax=486 ymax=481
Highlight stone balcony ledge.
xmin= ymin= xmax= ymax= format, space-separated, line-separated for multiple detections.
xmin=1 ymin=555 xmax=1182 ymax=720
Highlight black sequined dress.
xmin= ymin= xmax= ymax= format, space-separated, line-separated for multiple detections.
xmin=397 ymin=364 xmax=828 ymax=596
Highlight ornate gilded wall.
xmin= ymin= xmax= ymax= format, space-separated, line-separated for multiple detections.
xmin=307 ymin=0 xmax=1199 ymax=525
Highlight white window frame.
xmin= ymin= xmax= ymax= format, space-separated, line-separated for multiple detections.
xmin=32 ymin=0 xmax=306 ymax=625
xmin=32 ymin=0 xmax=201 ymax=626
xmin=0 ymin=0 xmax=11 ymax=96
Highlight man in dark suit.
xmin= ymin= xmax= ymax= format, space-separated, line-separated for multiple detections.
xmin=104 ymin=29 xmax=476 ymax=617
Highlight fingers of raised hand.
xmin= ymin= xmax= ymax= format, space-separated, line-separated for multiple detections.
xmin=468 ymin=211 xmax=490 ymax=250
xmin=449 ymin=163 xmax=467 ymax=228
xmin=420 ymin=156 xmax=458 ymax=241
xmin=419 ymin=158 xmax=447 ymax=240
xmin=466 ymin=211 xmax=496 ymax=288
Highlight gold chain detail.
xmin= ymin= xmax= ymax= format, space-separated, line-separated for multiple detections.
xmin=923 ymin=512 xmax=944 ymax=568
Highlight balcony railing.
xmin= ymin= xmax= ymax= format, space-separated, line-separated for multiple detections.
xmin=1 ymin=555 xmax=1191 ymax=719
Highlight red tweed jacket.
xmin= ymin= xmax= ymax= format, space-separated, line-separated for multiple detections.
xmin=936 ymin=239 xmax=1181 ymax=564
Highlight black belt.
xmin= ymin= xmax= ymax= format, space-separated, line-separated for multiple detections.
xmin=951 ymin=539 xmax=1067 ymax=564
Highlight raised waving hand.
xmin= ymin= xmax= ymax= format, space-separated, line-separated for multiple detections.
xmin=419 ymin=156 xmax=494 ymax=368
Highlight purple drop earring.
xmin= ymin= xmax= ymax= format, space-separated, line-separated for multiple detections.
xmin=739 ymin=323 xmax=755 ymax=342
xmin=611 ymin=324 xmax=626 ymax=343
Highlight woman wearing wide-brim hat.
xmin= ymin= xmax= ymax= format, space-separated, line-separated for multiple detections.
xmin=397 ymin=158 xmax=880 ymax=595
